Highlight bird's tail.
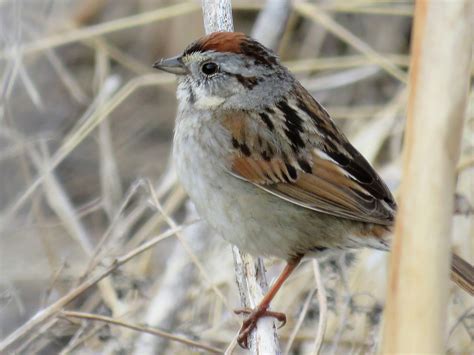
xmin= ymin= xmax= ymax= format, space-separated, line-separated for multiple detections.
xmin=451 ymin=253 xmax=474 ymax=296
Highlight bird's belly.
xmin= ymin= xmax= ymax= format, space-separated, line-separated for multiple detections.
xmin=174 ymin=136 xmax=360 ymax=259
xmin=178 ymin=170 xmax=303 ymax=258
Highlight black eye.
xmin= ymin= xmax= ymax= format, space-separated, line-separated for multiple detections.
xmin=201 ymin=62 xmax=219 ymax=75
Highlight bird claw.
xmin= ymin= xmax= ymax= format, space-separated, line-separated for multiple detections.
xmin=234 ymin=307 xmax=287 ymax=348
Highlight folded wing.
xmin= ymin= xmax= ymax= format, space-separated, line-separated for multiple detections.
xmin=225 ymin=82 xmax=396 ymax=226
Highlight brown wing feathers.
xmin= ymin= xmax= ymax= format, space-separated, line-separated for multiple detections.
xmin=228 ymin=84 xmax=396 ymax=226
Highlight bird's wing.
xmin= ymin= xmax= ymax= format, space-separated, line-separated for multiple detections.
xmin=224 ymin=82 xmax=396 ymax=225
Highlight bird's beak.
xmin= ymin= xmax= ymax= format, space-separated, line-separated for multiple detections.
xmin=153 ymin=55 xmax=187 ymax=75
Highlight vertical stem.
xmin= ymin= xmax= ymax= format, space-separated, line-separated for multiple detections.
xmin=381 ymin=1 xmax=472 ymax=353
xmin=311 ymin=260 xmax=327 ymax=355
xmin=233 ymin=248 xmax=281 ymax=352
xmin=201 ymin=0 xmax=234 ymax=33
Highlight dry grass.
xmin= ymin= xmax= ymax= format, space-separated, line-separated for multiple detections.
xmin=0 ymin=0 xmax=472 ymax=354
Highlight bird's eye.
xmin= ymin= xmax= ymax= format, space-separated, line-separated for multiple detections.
xmin=201 ymin=62 xmax=219 ymax=76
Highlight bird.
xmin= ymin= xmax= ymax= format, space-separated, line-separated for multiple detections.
xmin=153 ymin=31 xmax=474 ymax=348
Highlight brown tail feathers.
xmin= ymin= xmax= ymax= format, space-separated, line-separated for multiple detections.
xmin=451 ymin=253 xmax=474 ymax=296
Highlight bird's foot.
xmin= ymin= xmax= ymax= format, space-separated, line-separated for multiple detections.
xmin=234 ymin=307 xmax=287 ymax=348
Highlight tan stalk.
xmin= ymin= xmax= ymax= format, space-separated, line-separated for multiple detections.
xmin=381 ymin=1 xmax=472 ymax=352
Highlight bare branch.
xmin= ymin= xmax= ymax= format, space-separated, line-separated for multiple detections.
xmin=232 ymin=249 xmax=281 ymax=353
xmin=284 ymin=287 xmax=317 ymax=354
xmin=311 ymin=260 xmax=327 ymax=354
xmin=202 ymin=0 xmax=234 ymax=33
xmin=62 ymin=311 xmax=223 ymax=354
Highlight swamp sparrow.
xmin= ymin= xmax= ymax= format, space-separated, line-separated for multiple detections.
xmin=154 ymin=32 xmax=473 ymax=348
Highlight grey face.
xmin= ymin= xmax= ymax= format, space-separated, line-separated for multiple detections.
xmin=155 ymin=51 xmax=295 ymax=112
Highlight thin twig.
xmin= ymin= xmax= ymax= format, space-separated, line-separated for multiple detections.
xmin=320 ymin=2 xmax=414 ymax=17
xmin=223 ymin=332 xmax=239 ymax=355
xmin=62 ymin=311 xmax=223 ymax=354
xmin=312 ymin=260 xmax=327 ymax=355
xmin=284 ymin=287 xmax=317 ymax=355
xmin=285 ymin=54 xmax=410 ymax=73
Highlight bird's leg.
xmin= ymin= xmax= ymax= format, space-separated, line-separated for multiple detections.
xmin=234 ymin=255 xmax=303 ymax=348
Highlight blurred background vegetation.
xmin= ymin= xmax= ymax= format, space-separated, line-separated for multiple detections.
xmin=0 ymin=0 xmax=472 ymax=353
